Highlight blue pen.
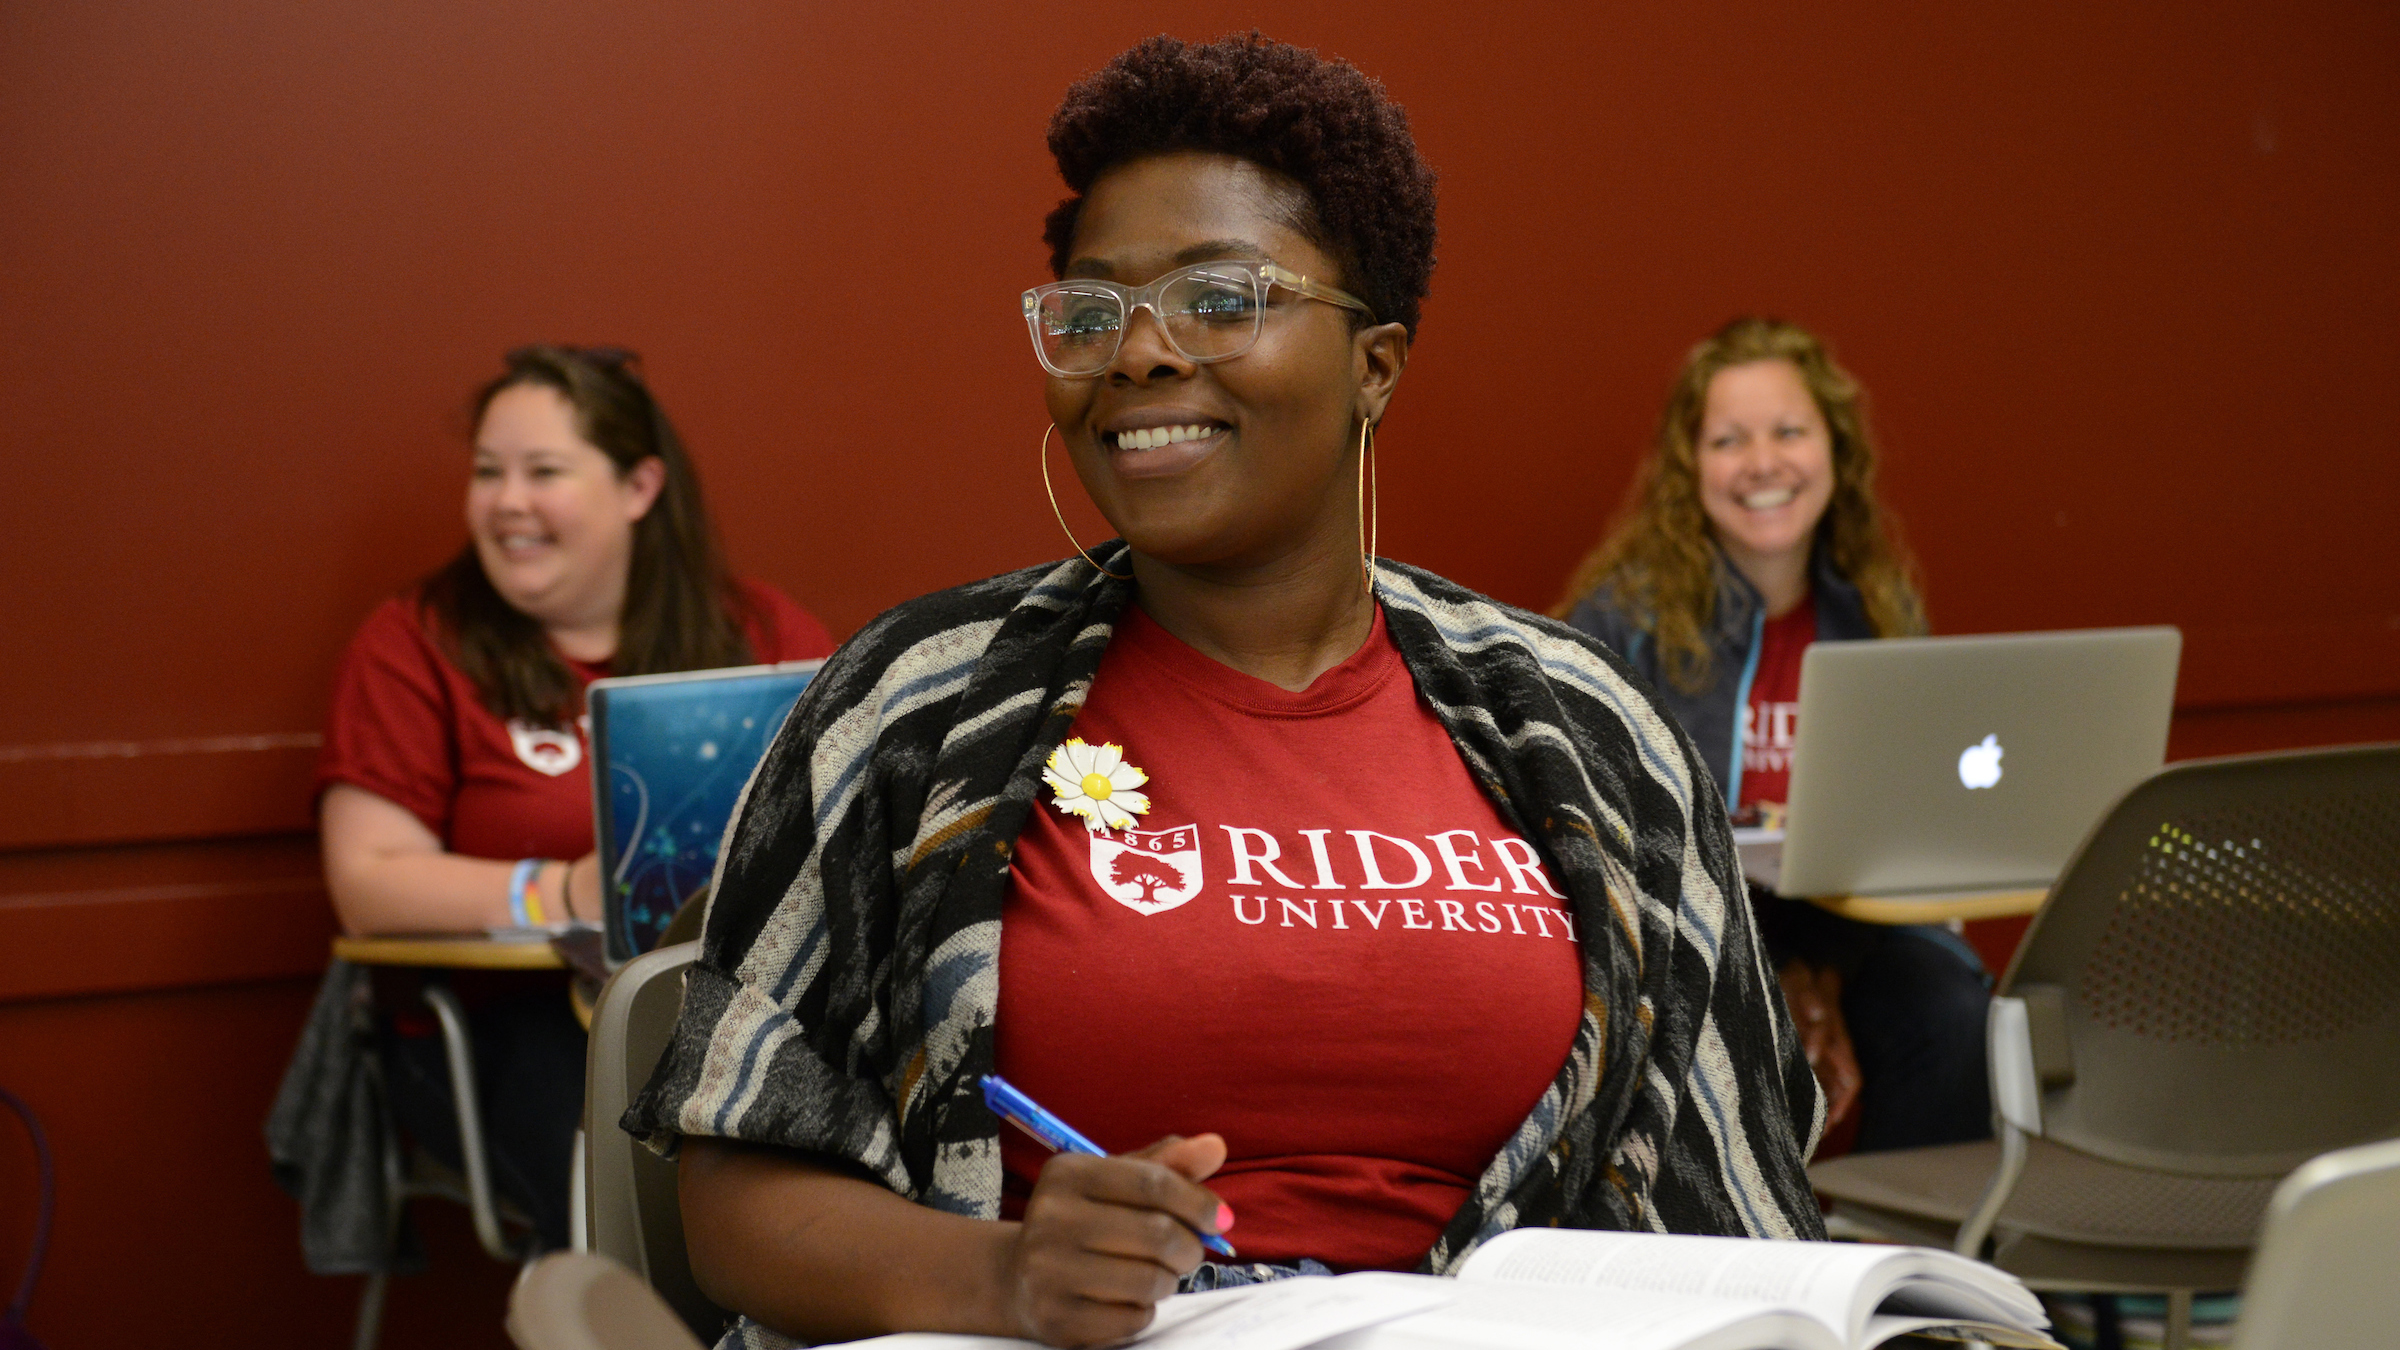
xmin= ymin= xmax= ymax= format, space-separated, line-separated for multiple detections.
xmin=979 ymin=1073 xmax=1237 ymax=1257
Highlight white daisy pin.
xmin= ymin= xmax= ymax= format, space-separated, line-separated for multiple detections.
xmin=1043 ymin=738 xmax=1151 ymax=834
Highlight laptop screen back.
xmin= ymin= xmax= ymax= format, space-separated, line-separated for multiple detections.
xmin=1777 ymin=627 xmax=2179 ymax=897
xmin=588 ymin=661 xmax=821 ymax=966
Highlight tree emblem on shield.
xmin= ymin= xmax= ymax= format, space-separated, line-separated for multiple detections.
xmin=1088 ymin=824 xmax=1203 ymax=915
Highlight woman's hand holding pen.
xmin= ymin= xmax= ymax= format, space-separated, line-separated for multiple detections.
xmin=1002 ymin=1133 xmax=1234 ymax=1349
xmin=676 ymin=1128 xmax=1233 ymax=1349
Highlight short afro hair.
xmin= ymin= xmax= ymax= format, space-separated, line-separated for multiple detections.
xmin=1043 ymin=33 xmax=1439 ymax=337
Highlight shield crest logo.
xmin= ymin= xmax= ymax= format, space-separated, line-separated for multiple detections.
xmin=507 ymin=719 xmax=583 ymax=777
xmin=1088 ymin=824 xmax=1203 ymax=916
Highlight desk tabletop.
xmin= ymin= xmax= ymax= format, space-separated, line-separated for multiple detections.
xmin=1803 ymin=889 xmax=2046 ymax=924
xmin=332 ymin=934 xmax=567 ymax=970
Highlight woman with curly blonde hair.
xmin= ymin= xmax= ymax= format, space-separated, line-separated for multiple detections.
xmin=1558 ymin=316 xmax=1923 ymax=706
xmin=1560 ymin=317 xmax=1989 ymax=1156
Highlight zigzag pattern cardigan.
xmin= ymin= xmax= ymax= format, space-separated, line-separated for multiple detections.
xmin=626 ymin=548 xmax=1826 ymax=1322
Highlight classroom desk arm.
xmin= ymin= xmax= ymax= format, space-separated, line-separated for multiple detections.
xmin=1801 ymin=889 xmax=2046 ymax=925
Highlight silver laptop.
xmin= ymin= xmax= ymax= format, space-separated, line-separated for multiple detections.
xmin=1744 ymin=627 xmax=2180 ymax=898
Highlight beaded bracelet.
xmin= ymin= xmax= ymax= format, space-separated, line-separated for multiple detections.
xmin=508 ymin=857 xmax=545 ymax=927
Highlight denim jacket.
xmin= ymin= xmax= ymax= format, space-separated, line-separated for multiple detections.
xmin=1564 ymin=549 xmax=1877 ymax=812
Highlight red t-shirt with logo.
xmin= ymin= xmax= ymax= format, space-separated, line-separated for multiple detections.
xmin=994 ymin=604 xmax=1586 ymax=1272
xmin=1737 ymin=592 xmax=1815 ymax=815
xmin=315 ymin=578 xmax=834 ymax=860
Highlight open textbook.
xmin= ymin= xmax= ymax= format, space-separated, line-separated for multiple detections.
xmin=1326 ymin=1229 xmax=2062 ymax=1350
xmin=841 ymin=1230 xmax=2061 ymax=1350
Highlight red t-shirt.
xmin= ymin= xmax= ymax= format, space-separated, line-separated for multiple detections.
xmin=994 ymin=604 xmax=1585 ymax=1273
xmin=1737 ymin=591 xmax=1815 ymax=815
xmin=315 ymin=577 xmax=834 ymax=860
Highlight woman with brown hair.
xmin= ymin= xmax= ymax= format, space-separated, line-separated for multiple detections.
xmin=1559 ymin=316 xmax=1990 ymax=1156
xmin=314 ymin=345 xmax=832 ymax=1248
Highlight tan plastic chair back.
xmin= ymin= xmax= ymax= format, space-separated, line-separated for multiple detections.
xmin=2000 ymin=744 xmax=2400 ymax=1176
xmin=2232 ymin=1135 xmax=2400 ymax=1350
xmin=582 ymin=941 xmax=722 ymax=1340
xmin=507 ymin=1251 xmax=706 ymax=1350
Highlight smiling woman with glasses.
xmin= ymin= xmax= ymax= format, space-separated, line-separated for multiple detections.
xmin=631 ymin=34 xmax=1825 ymax=1350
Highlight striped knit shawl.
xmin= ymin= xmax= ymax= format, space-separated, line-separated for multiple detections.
xmin=627 ymin=547 xmax=1827 ymax=1270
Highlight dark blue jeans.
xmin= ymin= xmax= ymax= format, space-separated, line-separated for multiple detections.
xmin=1841 ymin=923 xmax=1994 ymax=1152
xmin=377 ymin=972 xmax=586 ymax=1251
xmin=1755 ymin=886 xmax=1993 ymax=1153
xmin=1181 ymin=1258 xmax=1334 ymax=1291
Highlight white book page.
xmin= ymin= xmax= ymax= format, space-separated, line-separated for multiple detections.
xmin=1321 ymin=1281 xmax=1843 ymax=1350
xmin=833 ymin=1289 xmax=1251 ymax=1350
xmin=1865 ymin=1251 xmax=2046 ymax=1326
xmin=1461 ymin=1232 xmax=2047 ymax=1346
xmin=1863 ymin=1314 xmax=2063 ymax=1350
xmin=1458 ymin=1230 xmax=1912 ymax=1344
xmin=836 ymin=1273 xmax=1449 ymax=1350
xmin=1145 ymin=1274 xmax=1450 ymax=1350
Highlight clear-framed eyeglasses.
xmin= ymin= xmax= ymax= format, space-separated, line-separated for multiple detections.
xmin=1022 ymin=259 xmax=1377 ymax=378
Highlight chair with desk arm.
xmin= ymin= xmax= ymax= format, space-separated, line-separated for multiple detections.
xmin=2225 ymin=1133 xmax=2400 ymax=1350
xmin=343 ymin=890 xmax=710 ymax=1347
xmin=507 ymin=1251 xmax=706 ymax=1350
xmin=329 ymin=935 xmax=568 ymax=1350
xmin=1807 ymin=743 xmax=2400 ymax=1350
xmin=581 ymin=939 xmax=724 ymax=1342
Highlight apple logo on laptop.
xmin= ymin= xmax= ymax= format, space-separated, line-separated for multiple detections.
xmin=1958 ymin=734 xmax=2004 ymax=790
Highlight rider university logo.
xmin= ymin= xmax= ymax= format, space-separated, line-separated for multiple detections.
xmin=1089 ymin=824 xmax=1204 ymax=916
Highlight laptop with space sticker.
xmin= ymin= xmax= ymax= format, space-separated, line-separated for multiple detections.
xmin=1754 ymin=627 xmax=2179 ymax=898
xmin=586 ymin=659 xmax=823 ymax=967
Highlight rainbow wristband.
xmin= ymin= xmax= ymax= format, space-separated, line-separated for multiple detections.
xmin=508 ymin=858 xmax=542 ymax=928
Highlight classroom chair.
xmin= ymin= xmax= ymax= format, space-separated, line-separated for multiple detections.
xmin=1808 ymin=744 xmax=2400 ymax=1350
xmin=2228 ymin=1134 xmax=2400 ymax=1350
xmin=2 ymin=1086 xmax=53 ymax=1350
xmin=507 ymin=1251 xmax=706 ymax=1350
xmin=582 ymin=940 xmax=725 ymax=1341
xmin=566 ymin=891 xmax=704 ymax=1263
xmin=333 ymin=958 xmax=555 ymax=1350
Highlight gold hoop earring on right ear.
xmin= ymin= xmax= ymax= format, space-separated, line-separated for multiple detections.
xmin=1040 ymin=423 xmax=1132 ymax=580
xmin=1357 ymin=420 xmax=1379 ymax=602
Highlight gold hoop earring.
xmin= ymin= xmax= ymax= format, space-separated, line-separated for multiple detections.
xmin=1040 ymin=423 xmax=1131 ymax=579
xmin=1357 ymin=420 xmax=1379 ymax=602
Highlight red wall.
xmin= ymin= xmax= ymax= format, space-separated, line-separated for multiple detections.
xmin=3 ymin=2 xmax=2394 ymax=1344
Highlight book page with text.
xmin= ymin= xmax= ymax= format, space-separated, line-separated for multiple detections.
xmin=1863 ymin=1315 xmax=2063 ymax=1350
xmin=836 ymin=1273 xmax=1449 ymax=1350
xmin=1322 ymin=1281 xmax=1844 ymax=1350
xmin=1457 ymin=1230 xmax=1911 ymax=1343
